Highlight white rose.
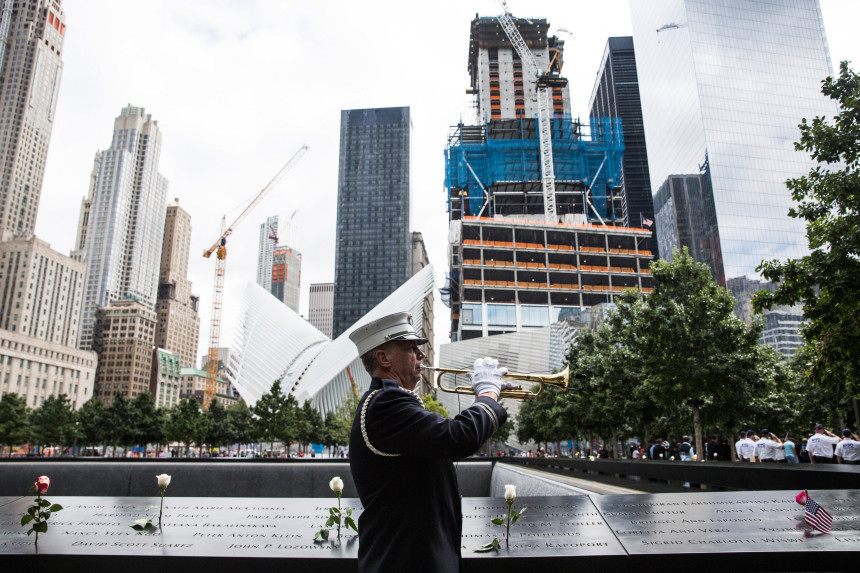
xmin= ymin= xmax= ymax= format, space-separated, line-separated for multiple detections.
xmin=588 ymin=455 xmax=595 ymax=461
xmin=504 ymin=484 xmax=516 ymax=502
xmin=329 ymin=476 xmax=344 ymax=494
xmin=156 ymin=474 xmax=171 ymax=490
xmin=670 ymin=456 xmax=675 ymax=461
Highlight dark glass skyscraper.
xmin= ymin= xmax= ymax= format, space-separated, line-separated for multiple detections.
xmin=589 ymin=36 xmax=657 ymax=255
xmin=332 ymin=107 xmax=411 ymax=337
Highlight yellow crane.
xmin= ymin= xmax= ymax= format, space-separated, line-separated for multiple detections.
xmin=202 ymin=144 xmax=309 ymax=408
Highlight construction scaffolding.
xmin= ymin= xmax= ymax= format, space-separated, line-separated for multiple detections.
xmin=445 ymin=115 xmax=624 ymax=223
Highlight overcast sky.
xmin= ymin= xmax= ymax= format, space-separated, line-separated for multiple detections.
xmin=35 ymin=0 xmax=860 ymax=364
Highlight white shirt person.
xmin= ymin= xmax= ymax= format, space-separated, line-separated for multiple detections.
xmin=835 ymin=429 xmax=860 ymax=464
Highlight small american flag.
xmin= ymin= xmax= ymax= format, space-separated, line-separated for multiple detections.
xmin=642 ymin=217 xmax=654 ymax=227
xmin=804 ymin=495 xmax=833 ymax=534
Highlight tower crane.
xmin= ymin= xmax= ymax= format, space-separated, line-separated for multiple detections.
xmin=202 ymin=144 xmax=309 ymax=409
xmin=496 ymin=0 xmax=567 ymax=223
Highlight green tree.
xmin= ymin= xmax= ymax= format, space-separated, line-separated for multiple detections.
xmin=130 ymin=391 xmax=162 ymax=455
xmin=106 ymin=394 xmax=133 ymax=456
xmin=252 ymin=380 xmax=299 ymax=454
xmin=164 ymin=398 xmax=204 ymax=456
xmin=226 ymin=401 xmax=255 ymax=447
xmin=29 ymin=394 xmax=76 ymax=455
xmin=76 ymin=397 xmax=108 ymax=453
xmin=192 ymin=407 xmax=211 ymax=457
xmin=515 ymin=388 xmax=568 ymax=452
xmin=754 ymin=61 xmax=860 ymax=397
xmin=0 ymin=393 xmax=29 ymax=456
xmin=297 ymin=401 xmax=325 ymax=454
xmin=205 ymin=399 xmax=234 ymax=453
xmin=324 ymin=392 xmax=360 ymax=455
xmin=423 ymin=395 xmax=450 ymax=418
xmin=632 ymin=248 xmax=775 ymax=458
xmin=565 ymin=301 xmax=657 ymax=458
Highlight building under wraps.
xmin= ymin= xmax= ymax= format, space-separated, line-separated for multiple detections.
xmin=443 ymin=100 xmax=653 ymax=343
xmin=443 ymin=13 xmax=654 ymax=342
xmin=445 ymin=117 xmax=626 ymax=222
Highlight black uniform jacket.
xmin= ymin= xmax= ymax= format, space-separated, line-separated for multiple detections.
xmin=349 ymin=377 xmax=507 ymax=573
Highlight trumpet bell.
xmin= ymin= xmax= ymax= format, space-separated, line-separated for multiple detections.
xmin=423 ymin=365 xmax=570 ymax=401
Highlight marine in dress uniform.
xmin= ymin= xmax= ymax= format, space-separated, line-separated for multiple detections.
xmin=348 ymin=312 xmax=508 ymax=573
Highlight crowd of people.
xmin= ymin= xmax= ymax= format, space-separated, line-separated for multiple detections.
xmin=629 ymin=425 xmax=860 ymax=464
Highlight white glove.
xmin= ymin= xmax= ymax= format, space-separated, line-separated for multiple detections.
xmin=470 ymin=357 xmax=508 ymax=397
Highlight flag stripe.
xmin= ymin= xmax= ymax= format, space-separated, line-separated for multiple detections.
xmin=805 ymin=497 xmax=833 ymax=534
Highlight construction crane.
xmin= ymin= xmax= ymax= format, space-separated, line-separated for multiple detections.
xmin=202 ymin=144 xmax=309 ymax=408
xmin=496 ymin=0 xmax=568 ymax=223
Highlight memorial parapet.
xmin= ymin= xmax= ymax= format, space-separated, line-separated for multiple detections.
xmin=1 ymin=490 xmax=858 ymax=572
xmin=594 ymin=489 xmax=860 ymax=570
xmin=510 ymin=456 xmax=860 ymax=492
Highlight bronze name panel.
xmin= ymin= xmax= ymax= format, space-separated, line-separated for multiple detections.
xmin=0 ymin=495 xmax=624 ymax=561
xmin=593 ymin=489 xmax=860 ymax=554
xmin=1 ymin=491 xmax=858 ymax=570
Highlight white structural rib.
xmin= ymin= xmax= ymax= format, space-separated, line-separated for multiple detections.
xmin=227 ymin=264 xmax=435 ymax=415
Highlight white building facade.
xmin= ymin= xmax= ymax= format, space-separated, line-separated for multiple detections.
xmin=227 ymin=265 xmax=435 ymax=417
xmin=0 ymin=0 xmax=65 ymax=236
xmin=74 ymin=105 xmax=168 ymax=350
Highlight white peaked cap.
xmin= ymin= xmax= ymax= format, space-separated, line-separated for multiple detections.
xmin=348 ymin=311 xmax=428 ymax=356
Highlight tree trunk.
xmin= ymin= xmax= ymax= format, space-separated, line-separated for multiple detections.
xmin=643 ymin=423 xmax=651 ymax=451
xmin=853 ymin=398 xmax=859 ymax=428
xmin=730 ymin=429 xmax=737 ymax=462
xmin=611 ymin=428 xmax=618 ymax=459
xmin=692 ymin=404 xmax=703 ymax=463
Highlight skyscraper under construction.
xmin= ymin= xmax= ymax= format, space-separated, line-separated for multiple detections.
xmin=443 ymin=15 xmax=653 ymax=342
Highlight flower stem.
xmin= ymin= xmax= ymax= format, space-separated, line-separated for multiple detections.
xmin=336 ymin=493 xmax=342 ymax=539
xmin=159 ymin=491 xmax=164 ymax=528
xmin=505 ymin=500 xmax=512 ymax=548
xmin=35 ymin=492 xmax=41 ymax=545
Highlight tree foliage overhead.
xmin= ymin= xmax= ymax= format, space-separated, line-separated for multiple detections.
xmin=754 ymin=61 xmax=860 ymax=393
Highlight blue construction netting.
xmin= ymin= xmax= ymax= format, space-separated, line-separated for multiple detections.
xmin=445 ymin=116 xmax=624 ymax=220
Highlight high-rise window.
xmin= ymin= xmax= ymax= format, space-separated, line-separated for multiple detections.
xmin=332 ymin=107 xmax=411 ymax=337
xmin=631 ymin=0 xmax=837 ymax=285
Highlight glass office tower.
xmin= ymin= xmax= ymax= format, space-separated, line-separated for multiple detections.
xmin=332 ymin=107 xmax=411 ymax=338
xmin=630 ymin=0 xmax=837 ymax=284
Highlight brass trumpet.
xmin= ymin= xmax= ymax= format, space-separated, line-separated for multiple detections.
xmin=421 ymin=365 xmax=570 ymax=401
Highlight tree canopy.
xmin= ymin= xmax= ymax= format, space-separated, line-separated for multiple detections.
xmin=0 ymin=394 xmax=29 ymax=455
xmin=754 ymin=61 xmax=860 ymax=394
xmin=515 ymin=248 xmax=789 ymax=458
